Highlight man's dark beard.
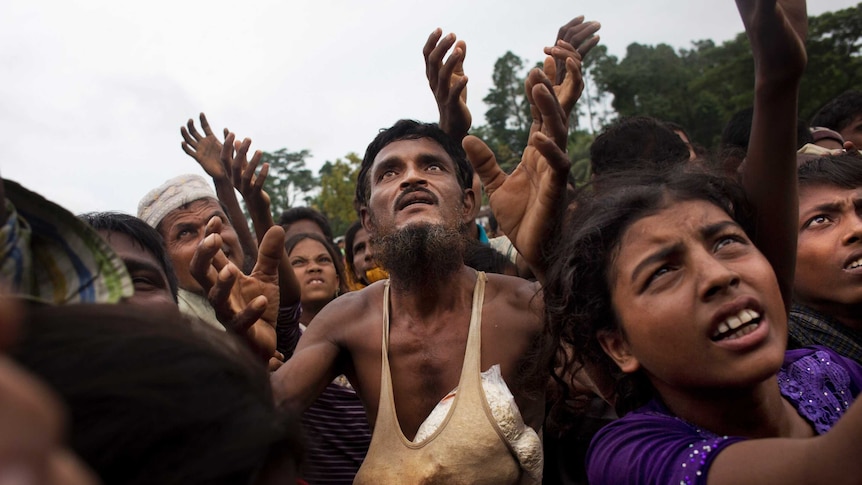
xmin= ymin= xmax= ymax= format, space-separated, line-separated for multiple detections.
xmin=371 ymin=222 xmax=465 ymax=291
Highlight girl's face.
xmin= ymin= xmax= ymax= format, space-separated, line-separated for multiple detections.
xmin=289 ymin=239 xmax=340 ymax=306
xmin=602 ymin=200 xmax=787 ymax=397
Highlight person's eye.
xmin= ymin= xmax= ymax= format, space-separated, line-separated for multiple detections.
xmin=133 ymin=277 xmax=158 ymax=291
xmin=715 ymin=234 xmax=746 ymax=251
xmin=290 ymin=259 xmax=305 ymax=267
xmin=319 ymin=256 xmax=333 ymax=264
xmin=177 ymin=228 xmax=195 ymax=240
xmin=645 ymin=265 xmax=674 ymax=289
xmin=427 ymin=164 xmax=442 ymax=172
xmin=804 ymin=214 xmax=832 ymax=228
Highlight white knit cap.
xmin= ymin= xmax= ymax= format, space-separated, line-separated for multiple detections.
xmin=137 ymin=174 xmax=217 ymax=228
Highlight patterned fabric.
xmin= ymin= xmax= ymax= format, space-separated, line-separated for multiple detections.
xmin=788 ymin=303 xmax=862 ymax=364
xmin=585 ymin=346 xmax=862 ymax=485
xmin=0 ymin=180 xmax=132 ymax=304
xmin=778 ymin=349 xmax=857 ymax=434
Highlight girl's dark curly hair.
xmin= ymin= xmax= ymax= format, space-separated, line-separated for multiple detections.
xmin=543 ymin=167 xmax=753 ymax=417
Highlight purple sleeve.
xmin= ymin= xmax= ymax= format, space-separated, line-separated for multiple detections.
xmin=586 ymin=408 xmax=745 ymax=485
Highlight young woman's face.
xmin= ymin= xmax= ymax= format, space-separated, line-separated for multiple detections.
xmin=288 ymin=239 xmax=340 ymax=306
xmin=605 ymin=200 xmax=787 ymax=396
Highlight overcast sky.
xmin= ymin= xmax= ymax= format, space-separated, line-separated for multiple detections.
xmin=1 ymin=0 xmax=854 ymax=217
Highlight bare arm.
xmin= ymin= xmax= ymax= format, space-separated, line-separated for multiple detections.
xmin=221 ymin=133 xmax=302 ymax=315
xmin=270 ymin=298 xmax=353 ymax=413
xmin=707 ymin=396 xmax=862 ymax=485
xmin=737 ymin=0 xmax=807 ymax=310
xmin=181 ymin=113 xmax=258 ymax=265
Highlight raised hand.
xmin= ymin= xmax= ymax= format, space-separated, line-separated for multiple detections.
xmin=736 ymin=0 xmax=807 ymax=83
xmin=189 ymin=216 xmax=284 ymax=361
xmin=531 ymin=17 xmax=601 ymax=149
xmin=181 ymin=113 xmax=227 ymax=179
xmin=424 ymin=29 xmax=471 ymax=140
xmin=551 ymin=16 xmax=601 ymax=85
xmin=223 ymin=132 xmax=272 ymax=228
xmin=463 ymin=76 xmax=571 ymax=283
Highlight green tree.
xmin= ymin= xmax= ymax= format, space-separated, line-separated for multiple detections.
xmin=589 ymin=4 xmax=862 ymax=148
xmin=312 ymin=153 xmax=361 ymax=237
xmin=480 ymin=51 xmax=532 ymax=172
xmin=260 ymin=148 xmax=317 ymax=215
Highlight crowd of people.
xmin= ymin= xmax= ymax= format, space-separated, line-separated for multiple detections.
xmin=2 ymin=0 xmax=862 ymax=484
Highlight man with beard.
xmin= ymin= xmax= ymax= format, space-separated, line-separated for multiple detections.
xmin=271 ymin=86 xmax=571 ymax=484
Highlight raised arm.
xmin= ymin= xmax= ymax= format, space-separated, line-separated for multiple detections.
xmin=737 ymin=0 xmax=807 ymax=310
xmin=181 ymin=113 xmax=258 ymax=266
xmin=270 ymin=298 xmax=353 ymax=414
xmin=221 ymin=133 xmax=302 ymax=327
xmin=423 ymin=29 xmax=470 ymax=141
xmin=464 ymin=71 xmax=571 ymax=284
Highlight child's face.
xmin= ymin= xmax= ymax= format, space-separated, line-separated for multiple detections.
xmin=795 ymin=184 xmax=862 ymax=319
xmin=605 ymin=200 xmax=786 ymax=396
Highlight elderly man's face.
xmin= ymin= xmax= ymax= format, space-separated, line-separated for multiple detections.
xmin=158 ymin=198 xmax=243 ymax=294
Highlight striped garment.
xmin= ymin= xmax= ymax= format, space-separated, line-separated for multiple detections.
xmin=301 ymin=380 xmax=372 ymax=484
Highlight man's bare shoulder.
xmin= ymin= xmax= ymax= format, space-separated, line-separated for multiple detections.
xmin=481 ymin=273 xmax=543 ymax=332
xmin=307 ymin=280 xmax=387 ymax=343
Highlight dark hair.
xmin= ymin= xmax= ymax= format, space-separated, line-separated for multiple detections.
xmin=543 ymin=168 xmax=752 ymax=416
xmin=343 ymin=220 xmax=365 ymax=282
xmin=589 ymin=116 xmax=690 ymax=176
xmin=79 ymin=211 xmax=179 ymax=302
xmin=11 ymin=304 xmax=303 ymax=485
xmin=720 ymin=107 xmax=813 ymax=175
xmin=811 ymin=90 xmax=862 ymax=133
xmin=798 ymin=153 xmax=862 ymax=189
xmin=277 ymin=207 xmax=334 ymax=243
xmin=354 ymin=120 xmax=474 ymax=212
xmin=284 ymin=232 xmax=348 ymax=296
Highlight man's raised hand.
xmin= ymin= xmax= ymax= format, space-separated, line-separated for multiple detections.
xmin=189 ymin=216 xmax=285 ymax=361
xmin=424 ymin=29 xmax=471 ymax=140
xmin=464 ymin=75 xmax=571 ymax=283
xmin=181 ymin=113 xmax=228 ymax=179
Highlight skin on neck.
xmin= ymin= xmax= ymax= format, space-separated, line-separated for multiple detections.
xmin=388 ymin=265 xmax=477 ymax=326
xmin=651 ymin=373 xmax=814 ymax=439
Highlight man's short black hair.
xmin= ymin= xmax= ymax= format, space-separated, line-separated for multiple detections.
xmin=277 ymin=207 xmax=334 ymax=242
xmin=811 ymin=91 xmax=862 ymax=133
xmin=79 ymin=211 xmax=179 ymax=302
xmin=354 ymin=119 xmax=474 ymax=213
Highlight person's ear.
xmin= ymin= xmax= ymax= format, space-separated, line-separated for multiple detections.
xmin=461 ymin=187 xmax=477 ymax=224
xmin=360 ymin=206 xmax=371 ymax=232
xmin=598 ymin=330 xmax=640 ymax=373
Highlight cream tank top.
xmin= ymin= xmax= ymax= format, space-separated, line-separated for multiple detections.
xmin=353 ymin=272 xmax=523 ymax=484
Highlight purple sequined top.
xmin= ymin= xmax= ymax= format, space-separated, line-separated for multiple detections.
xmin=586 ymin=347 xmax=862 ymax=485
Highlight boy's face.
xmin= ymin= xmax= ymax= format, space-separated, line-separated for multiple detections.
xmin=795 ymin=183 xmax=862 ymax=324
xmin=839 ymin=115 xmax=862 ymax=148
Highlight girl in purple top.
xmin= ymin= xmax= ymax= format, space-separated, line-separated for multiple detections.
xmin=542 ymin=1 xmax=862 ymax=484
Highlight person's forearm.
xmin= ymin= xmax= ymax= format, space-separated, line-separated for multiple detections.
xmin=213 ymin=177 xmax=258 ymax=266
